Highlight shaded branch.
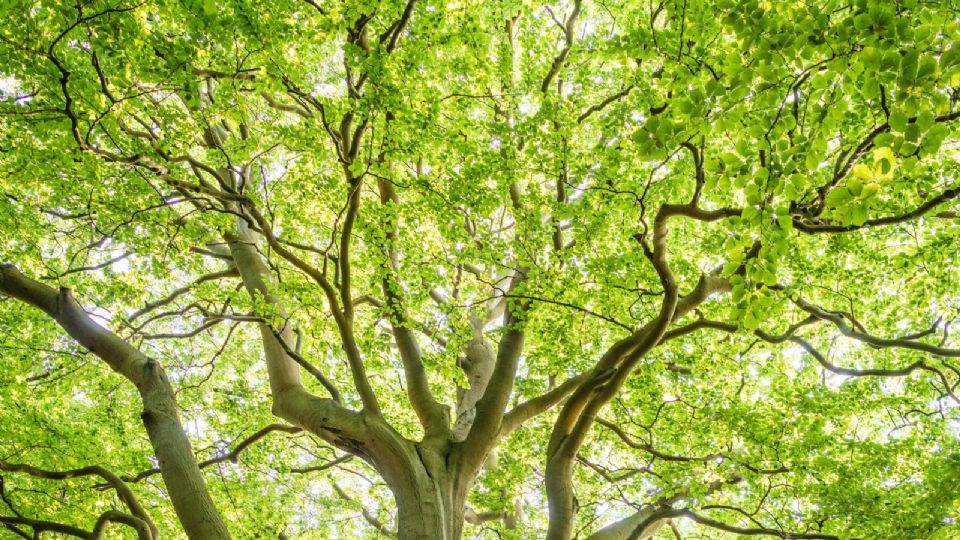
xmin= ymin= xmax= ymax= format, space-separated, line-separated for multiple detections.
xmin=228 ymin=207 xmax=381 ymax=416
xmin=118 ymin=424 xmax=303 ymax=484
xmin=331 ymin=482 xmax=395 ymax=537
xmin=375 ymin=177 xmax=447 ymax=437
xmin=541 ymin=0 xmax=584 ymax=93
xmin=578 ymin=85 xmax=636 ymax=123
xmin=793 ymin=297 xmax=960 ymax=358
xmin=665 ymin=311 xmax=960 ymax=402
xmin=624 ymin=508 xmax=839 ymax=540
xmin=129 ymin=266 xmax=239 ymax=322
xmin=0 ymin=460 xmax=155 ymax=539
xmin=795 ymin=183 xmax=960 ymax=233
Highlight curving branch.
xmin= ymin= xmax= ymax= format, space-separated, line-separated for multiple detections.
xmin=375 ymin=177 xmax=448 ymax=438
xmin=0 ymin=516 xmax=90 ymax=538
xmin=381 ymin=0 xmax=418 ymax=54
xmin=331 ymin=482 xmax=395 ymax=537
xmin=541 ymin=0 xmax=584 ymax=94
xmin=266 ymin=326 xmax=343 ymax=403
xmin=225 ymin=228 xmax=372 ymax=448
xmin=793 ymin=297 xmax=960 ymax=358
xmin=459 ymin=267 xmax=529 ymax=474
xmin=0 ymin=511 xmax=153 ymax=540
xmin=595 ymin=419 xmax=789 ymax=474
xmin=118 ymin=424 xmax=303 ymax=484
xmin=789 ymin=336 xmax=959 ymax=403
xmin=90 ymin=511 xmax=153 ymax=540
xmin=544 ymin=203 xmax=684 ymax=539
xmin=501 ymin=373 xmax=590 ymax=435
xmin=260 ymin=91 xmax=313 ymax=118
xmin=585 ymin=476 xmax=741 ymax=540
xmin=50 ymin=252 xmax=131 ymax=279
xmin=129 ymin=266 xmax=239 ymax=322
xmin=141 ymin=318 xmax=223 ymax=340
xmin=0 ymin=460 xmax=156 ymax=539
xmin=663 ymin=308 xmax=960 ymax=402
xmin=232 ymin=176 xmax=381 ymax=417
xmin=621 ymin=507 xmax=839 ymax=540
xmin=804 ymin=109 xmax=960 ymax=217
xmin=795 ymin=182 xmax=960 ymax=233
xmin=541 ymin=201 xmax=737 ymax=538
xmin=578 ymin=85 xmax=636 ymax=123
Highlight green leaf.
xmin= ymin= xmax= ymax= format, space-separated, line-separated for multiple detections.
xmin=889 ymin=111 xmax=908 ymax=132
xmin=916 ymin=110 xmax=935 ymax=131
xmin=825 ymin=187 xmax=853 ymax=208
xmin=905 ymin=122 xmax=920 ymax=142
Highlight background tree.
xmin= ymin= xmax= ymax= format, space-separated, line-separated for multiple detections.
xmin=1 ymin=0 xmax=960 ymax=538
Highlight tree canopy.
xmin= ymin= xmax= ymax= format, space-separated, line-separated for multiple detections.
xmin=1 ymin=0 xmax=960 ymax=538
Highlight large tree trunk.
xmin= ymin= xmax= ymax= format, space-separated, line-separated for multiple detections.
xmin=393 ymin=472 xmax=465 ymax=540
xmin=362 ymin=418 xmax=468 ymax=540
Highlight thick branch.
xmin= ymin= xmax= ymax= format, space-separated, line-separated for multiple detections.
xmin=0 ymin=516 xmax=89 ymax=538
xmin=500 ymin=373 xmax=589 ymax=435
xmin=226 ymin=229 xmax=371 ymax=448
xmin=541 ymin=0 xmax=584 ymax=93
xmin=235 ymin=198 xmax=381 ymax=415
xmin=543 ymin=202 xmax=733 ymax=539
xmin=459 ymin=270 xmax=528 ymax=475
xmin=0 ymin=511 xmax=152 ymax=540
xmin=375 ymin=177 xmax=447 ymax=438
xmin=0 ymin=264 xmax=231 ymax=540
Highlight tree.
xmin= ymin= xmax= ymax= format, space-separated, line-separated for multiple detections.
xmin=1 ymin=0 xmax=959 ymax=538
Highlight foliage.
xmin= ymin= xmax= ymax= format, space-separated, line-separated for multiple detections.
xmin=1 ymin=0 xmax=960 ymax=538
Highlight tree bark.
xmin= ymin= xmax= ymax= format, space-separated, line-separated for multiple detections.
xmin=584 ymin=506 xmax=666 ymax=540
xmin=389 ymin=450 xmax=466 ymax=540
xmin=393 ymin=473 xmax=464 ymax=540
